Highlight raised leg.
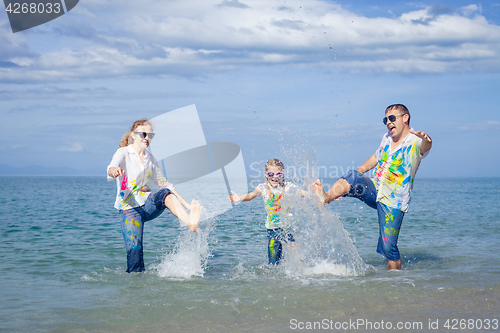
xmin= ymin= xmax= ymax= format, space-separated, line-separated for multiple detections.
xmin=313 ymin=178 xmax=352 ymax=205
xmin=164 ymin=195 xmax=201 ymax=232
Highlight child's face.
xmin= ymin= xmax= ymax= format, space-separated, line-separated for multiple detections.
xmin=265 ymin=165 xmax=284 ymax=187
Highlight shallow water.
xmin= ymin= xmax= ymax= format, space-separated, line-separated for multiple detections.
xmin=1 ymin=176 xmax=499 ymax=332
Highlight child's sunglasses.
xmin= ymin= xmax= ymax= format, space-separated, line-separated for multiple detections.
xmin=265 ymin=171 xmax=284 ymax=178
xmin=382 ymin=114 xmax=403 ymax=125
xmin=134 ymin=131 xmax=155 ymax=139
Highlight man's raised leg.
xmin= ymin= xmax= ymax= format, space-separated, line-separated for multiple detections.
xmin=312 ymin=178 xmax=352 ymax=205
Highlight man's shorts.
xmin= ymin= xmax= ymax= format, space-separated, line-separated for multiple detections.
xmin=341 ymin=170 xmax=404 ymax=261
xmin=267 ymin=228 xmax=295 ymax=265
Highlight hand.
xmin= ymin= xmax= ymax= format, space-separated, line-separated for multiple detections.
xmin=409 ymin=130 xmax=432 ymax=143
xmin=109 ymin=167 xmax=125 ymax=178
xmin=229 ymin=191 xmax=241 ymax=203
xmin=409 ymin=129 xmax=432 ymax=154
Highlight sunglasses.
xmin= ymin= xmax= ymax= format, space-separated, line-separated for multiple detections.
xmin=265 ymin=171 xmax=284 ymax=178
xmin=382 ymin=114 xmax=404 ymax=125
xmin=134 ymin=131 xmax=155 ymax=139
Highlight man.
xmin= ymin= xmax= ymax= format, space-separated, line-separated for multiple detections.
xmin=313 ymin=104 xmax=432 ymax=270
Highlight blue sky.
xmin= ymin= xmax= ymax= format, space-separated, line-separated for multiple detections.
xmin=1 ymin=0 xmax=499 ymax=178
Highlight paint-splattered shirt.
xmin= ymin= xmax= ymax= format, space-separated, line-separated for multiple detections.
xmin=257 ymin=182 xmax=296 ymax=230
xmin=371 ymin=131 xmax=429 ymax=213
xmin=107 ymin=145 xmax=174 ymax=210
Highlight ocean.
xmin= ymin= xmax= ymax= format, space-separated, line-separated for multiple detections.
xmin=1 ymin=176 xmax=499 ymax=332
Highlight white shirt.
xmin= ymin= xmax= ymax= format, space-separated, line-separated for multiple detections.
xmin=256 ymin=182 xmax=296 ymax=229
xmin=107 ymin=145 xmax=174 ymax=210
xmin=371 ymin=131 xmax=429 ymax=212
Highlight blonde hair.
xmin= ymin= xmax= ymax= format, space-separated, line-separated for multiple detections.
xmin=119 ymin=119 xmax=153 ymax=147
xmin=265 ymin=158 xmax=284 ymax=171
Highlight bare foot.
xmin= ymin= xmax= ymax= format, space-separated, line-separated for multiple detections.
xmin=187 ymin=200 xmax=201 ymax=232
xmin=312 ymin=180 xmax=327 ymax=205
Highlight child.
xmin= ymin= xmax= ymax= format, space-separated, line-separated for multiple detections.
xmin=229 ymin=158 xmax=305 ymax=265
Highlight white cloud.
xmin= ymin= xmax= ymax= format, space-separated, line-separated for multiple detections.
xmin=0 ymin=86 xmax=203 ymax=100
xmin=460 ymin=4 xmax=482 ymax=17
xmin=216 ymin=0 xmax=250 ymax=9
xmin=1 ymin=0 xmax=500 ymax=82
xmin=458 ymin=121 xmax=500 ymax=131
xmin=57 ymin=143 xmax=84 ymax=152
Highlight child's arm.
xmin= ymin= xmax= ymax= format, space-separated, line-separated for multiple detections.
xmin=287 ymin=182 xmax=308 ymax=196
xmin=229 ymin=188 xmax=260 ymax=203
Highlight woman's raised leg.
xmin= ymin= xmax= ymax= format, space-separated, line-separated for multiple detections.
xmin=164 ymin=195 xmax=201 ymax=232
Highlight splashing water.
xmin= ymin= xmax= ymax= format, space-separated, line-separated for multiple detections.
xmin=153 ymin=131 xmax=373 ymax=279
xmin=276 ymin=132 xmax=373 ymax=277
xmin=281 ymin=194 xmax=373 ymax=277
xmin=153 ymin=215 xmax=214 ymax=279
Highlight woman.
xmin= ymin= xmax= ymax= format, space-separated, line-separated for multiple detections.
xmin=107 ymin=119 xmax=201 ymax=273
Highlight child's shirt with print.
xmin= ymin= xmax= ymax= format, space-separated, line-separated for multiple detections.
xmin=256 ymin=182 xmax=296 ymax=229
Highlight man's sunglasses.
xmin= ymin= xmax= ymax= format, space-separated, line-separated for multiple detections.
xmin=383 ymin=114 xmax=404 ymax=125
xmin=134 ymin=131 xmax=155 ymax=139
xmin=266 ymin=171 xmax=284 ymax=178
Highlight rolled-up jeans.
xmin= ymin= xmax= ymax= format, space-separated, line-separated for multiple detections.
xmin=119 ymin=188 xmax=171 ymax=273
xmin=341 ymin=170 xmax=404 ymax=261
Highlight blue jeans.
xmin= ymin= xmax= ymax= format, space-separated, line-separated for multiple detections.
xmin=119 ymin=188 xmax=171 ymax=273
xmin=267 ymin=228 xmax=295 ymax=265
xmin=342 ymin=170 xmax=405 ymax=261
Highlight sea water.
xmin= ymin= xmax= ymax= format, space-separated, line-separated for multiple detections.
xmin=1 ymin=175 xmax=499 ymax=332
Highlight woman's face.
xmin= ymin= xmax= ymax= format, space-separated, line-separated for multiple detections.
xmin=132 ymin=124 xmax=154 ymax=149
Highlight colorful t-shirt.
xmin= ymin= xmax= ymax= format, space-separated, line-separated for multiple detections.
xmin=371 ymin=131 xmax=429 ymax=213
xmin=107 ymin=145 xmax=174 ymax=210
xmin=256 ymin=182 xmax=296 ymax=229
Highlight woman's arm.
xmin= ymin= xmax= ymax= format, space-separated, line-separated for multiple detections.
xmin=108 ymin=167 xmax=125 ymax=178
xmin=107 ymin=148 xmax=126 ymax=180
xmin=151 ymin=159 xmax=175 ymax=190
xmin=149 ymin=162 xmax=192 ymax=208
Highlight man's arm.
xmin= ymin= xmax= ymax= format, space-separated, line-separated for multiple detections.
xmin=409 ymin=130 xmax=432 ymax=155
xmin=357 ymin=154 xmax=378 ymax=174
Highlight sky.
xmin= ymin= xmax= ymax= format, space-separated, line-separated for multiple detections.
xmin=1 ymin=0 xmax=499 ymax=179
